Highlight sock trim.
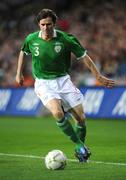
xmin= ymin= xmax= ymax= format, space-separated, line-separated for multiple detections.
xmin=56 ymin=116 xmax=67 ymax=126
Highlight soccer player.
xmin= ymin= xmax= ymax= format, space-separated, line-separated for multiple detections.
xmin=16 ymin=9 xmax=115 ymax=162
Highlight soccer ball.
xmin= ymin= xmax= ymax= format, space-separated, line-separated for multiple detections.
xmin=45 ymin=150 xmax=67 ymax=170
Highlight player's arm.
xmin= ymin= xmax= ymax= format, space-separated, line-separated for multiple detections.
xmin=15 ymin=50 xmax=25 ymax=86
xmin=83 ymin=54 xmax=115 ymax=87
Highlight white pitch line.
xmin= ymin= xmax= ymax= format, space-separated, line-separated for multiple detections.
xmin=0 ymin=153 xmax=126 ymax=166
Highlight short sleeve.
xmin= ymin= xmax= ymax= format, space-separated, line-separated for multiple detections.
xmin=67 ymin=34 xmax=87 ymax=60
xmin=21 ymin=36 xmax=31 ymax=55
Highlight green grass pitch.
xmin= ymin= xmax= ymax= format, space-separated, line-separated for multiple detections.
xmin=0 ymin=116 xmax=126 ymax=180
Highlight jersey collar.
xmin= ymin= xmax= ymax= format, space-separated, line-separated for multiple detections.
xmin=38 ymin=29 xmax=57 ymax=38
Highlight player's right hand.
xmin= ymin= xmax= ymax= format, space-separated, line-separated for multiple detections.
xmin=15 ymin=74 xmax=24 ymax=86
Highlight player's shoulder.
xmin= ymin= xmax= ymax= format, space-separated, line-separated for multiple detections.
xmin=56 ymin=29 xmax=77 ymax=42
xmin=25 ymin=31 xmax=39 ymax=41
xmin=56 ymin=29 xmax=73 ymax=38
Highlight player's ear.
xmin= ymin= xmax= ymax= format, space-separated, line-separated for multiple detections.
xmin=38 ymin=22 xmax=41 ymax=28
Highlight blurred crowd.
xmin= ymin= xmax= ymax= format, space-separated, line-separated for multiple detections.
xmin=0 ymin=0 xmax=126 ymax=87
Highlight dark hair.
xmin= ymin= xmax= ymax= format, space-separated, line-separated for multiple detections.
xmin=36 ymin=9 xmax=57 ymax=24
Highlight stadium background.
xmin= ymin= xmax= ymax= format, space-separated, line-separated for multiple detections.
xmin=0 ymin=0 xmax=126 ymax=87
xmin=0 ymin=1 xmax=126 ymax=180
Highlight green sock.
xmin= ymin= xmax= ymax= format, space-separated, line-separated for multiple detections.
xmin=56 ymin=116 xmax=83 ymax=146
xmin=75 ymin=122 xmax=86 ymax=143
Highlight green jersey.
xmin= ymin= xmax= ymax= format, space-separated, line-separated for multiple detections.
xmin=21 ymin=29 xmax=87 ymax=79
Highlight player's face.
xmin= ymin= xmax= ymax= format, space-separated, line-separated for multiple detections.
xmin=39 ymin=17 xmax=55 ymax=39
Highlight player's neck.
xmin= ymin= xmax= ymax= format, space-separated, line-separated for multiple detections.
xmin=42 ymin=33 xmax=53 ymax=41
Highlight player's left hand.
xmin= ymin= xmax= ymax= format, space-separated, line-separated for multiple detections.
xmin=97 ymin=75 xmax=115 ymax=88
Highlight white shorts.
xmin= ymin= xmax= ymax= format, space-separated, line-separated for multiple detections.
xmin=34 ymin=75 xmax=84 ymax=111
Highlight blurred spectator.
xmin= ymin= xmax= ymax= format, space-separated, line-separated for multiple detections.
xmin=0 ymin=0 xmax=126 ymax=87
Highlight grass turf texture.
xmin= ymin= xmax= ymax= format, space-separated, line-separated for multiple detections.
xmin=0 ymin=116 xmax=126 ymax=180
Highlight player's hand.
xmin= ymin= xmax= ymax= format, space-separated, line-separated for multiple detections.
xmin=97 ymin=75 xmax=115 ymax=88
xmin=15 ymin=74 xmax=24 ymax=86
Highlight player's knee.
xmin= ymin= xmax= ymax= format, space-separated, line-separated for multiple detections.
xmin=52 ymin=110 xmax=64 ymax=120
xmin=76 ymin=114 xmax=86 ymax=123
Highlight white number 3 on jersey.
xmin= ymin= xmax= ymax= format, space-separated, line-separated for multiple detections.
xmin=34 ymin=47 xmax=39 ymax=56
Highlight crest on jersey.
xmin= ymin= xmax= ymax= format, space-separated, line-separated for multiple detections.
xmin=54 ymin=45 xmax=61 ymax=53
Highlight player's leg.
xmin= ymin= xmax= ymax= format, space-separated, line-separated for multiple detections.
xmin=69 ymin=104 xmax=91 ymax=161
xmin=34 ymin=77 xmax=83 ymax=146
xmin=44 ymin=98 xmax=84 ymax=147
xmin=61 ymin=90 xmax=91 ymax=162
xmin=69 ymin=104 xmax=87 ymax=144
xmin=34 ymin=76 xmax=88 ymax=162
